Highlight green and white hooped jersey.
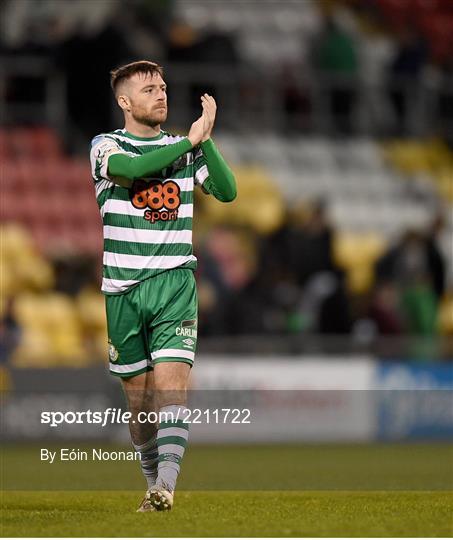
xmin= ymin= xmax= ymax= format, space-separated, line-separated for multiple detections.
xmin=89 ymin=129 xmax=208 ymax=295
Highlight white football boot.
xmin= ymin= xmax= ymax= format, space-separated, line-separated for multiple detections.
xmin=146 ymin=484 xmax=174 ymax=511
xmin=136 ymin=493 xmax=156 ymax=512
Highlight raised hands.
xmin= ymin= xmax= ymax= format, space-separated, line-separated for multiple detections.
xmin=188 ymin=114 xmax=205 ymax=147
xmin=201 ymin=94 xmax=216 ymax=142
xmin=187 ymin=94 xmax=217 ymax=147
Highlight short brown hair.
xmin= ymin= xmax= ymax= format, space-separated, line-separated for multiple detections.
xmin=110 ymin=60 xmax=164 ymax=95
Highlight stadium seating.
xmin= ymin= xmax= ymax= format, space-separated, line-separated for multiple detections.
xmin=382 ymin=139 xmax=453 ymax=203
xmin=1 ymin=127 xmax=102 ymax=254
xmin=12 ymin=291 xmax=86 ymax=366
xmin=333 ymin=232 xmax=386 ymax=294
xmin=3 ymin=127 xmax=451 ymax=283
xmin=1 ymin=125 xmax=107 ymax=366
xmin=176 ymin=0 xmax=453 ymax=65
xmin=212 ymin=134 xmax=452 ymax=315
xmin=214 ymin=134 xmax=448 ymax=239
xmin=1 ymin=223 xmax=55 ymax=297
xmin=199 ymin=164 xmax=286 ymax=235
xmin=1 ymin=126 xmax=452 ymax=368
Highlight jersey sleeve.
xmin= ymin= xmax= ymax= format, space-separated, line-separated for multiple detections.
xmin=192 ymin=140 xmax=237 ymax=202
xmin=90 ymin=135 xmax=130 ymax=183
xmin=193 ymin=146 xmax=210 ymax=187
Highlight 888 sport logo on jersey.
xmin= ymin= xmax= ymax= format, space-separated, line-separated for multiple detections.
xmin=130 ymin=179 xmax=181 ymax=223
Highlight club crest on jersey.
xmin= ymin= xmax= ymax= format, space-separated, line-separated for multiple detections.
xmin=108 ymin=340 xmax=119 ymax=362
xmin=130 ymin=179 xmax=181 ymax=223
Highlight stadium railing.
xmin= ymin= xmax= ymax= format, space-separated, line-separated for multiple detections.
xmin=1 ymin=57 xmax=452 ymax=140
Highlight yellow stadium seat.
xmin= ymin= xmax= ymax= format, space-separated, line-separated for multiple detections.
xmin=12 ymin=292 xmax=86 ymax=366
xmin=77 ymin=287 xmax=106 ymax=331
xmin=76 ymin=287 xmax=108 ymax=362
xmin=1 ymin=223 xmax=54 ymax=295
xmin=199 ymin=164 xmax=285 ymax=235
xmin=333 ymin=232 xmax=387 ymax=294
xmin=0 ymin=366 xmax=12 ymax=392
xmin=438 ymin=293 xmax=453 ymax=335
xmin=11 ymin=327 xmax=54 ymax=367
xmin=382 ymin=139 xmax=453 ymax=205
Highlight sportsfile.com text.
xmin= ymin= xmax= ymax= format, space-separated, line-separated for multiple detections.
xmin=40 ymin=408 xmax=251 ymax=427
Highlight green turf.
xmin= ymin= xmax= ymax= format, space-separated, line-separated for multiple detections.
xmin=2 ymin=442 xmax=453 ymax=490
xmin=2 ymin=490 xmax=452 ymax=537
xmin=2 ymin=443 xmax=453 ymax=536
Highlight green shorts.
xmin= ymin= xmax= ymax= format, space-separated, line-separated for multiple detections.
xmin=105 ymin=268 xmax=198 ymax=378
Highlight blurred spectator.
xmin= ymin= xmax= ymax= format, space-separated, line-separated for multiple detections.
xmin=166 ymin=19 xmax=240 ymax=114
xmin=260 ymin=200 xmax=351 ymax=334
xmin=293 ymin=200 xmax=336 ymax=286
xmin=166 ymin=19 xmax=199 ymax=64
xmin=387 ymin=28 xmax=427 ymax=135
xmin=318 ymin=269 xmax=352 ymax=334
xmin=375 ymin=229 xmax=445 ymax=335
xmin=197 ymin=226 xmax=271 ymax=335
xmin=312 ymin=14 xmax=359 ymax=134
xmin=130 ymin=0 xmax=174 ymax=43
xmin=260 ymin=200 xmax=335 ymax=289
xmin=367 ymin=281 xmax=404 ymax=335
xmin=281 ymin=63 xmax=312 ymax=132
xmin=166 ymin=19 xmax=239 ymax=66
xmin=437 ymin=57 xmax=453 ymax=147
xmin=55 ymin=18 xmax=134 ymax=142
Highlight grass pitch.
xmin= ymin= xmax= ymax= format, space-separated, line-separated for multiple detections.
xmin=2 ymin=443 xmax=453 ymax=537
xmin=3 ymin=490 xmax=452 ymax=537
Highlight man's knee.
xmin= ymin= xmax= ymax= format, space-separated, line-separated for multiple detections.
xmin=153 ymin=361 xmax=191 ymax=409
xmin=122 ymin=371 xmax=151 ymax=392
xmin=153 ymin=361 xmax=190 ymax=389
xmin=122 ymin=372 xmax=154 ymax=406
xmin=120 ymin=371 xmax=158 ymax=442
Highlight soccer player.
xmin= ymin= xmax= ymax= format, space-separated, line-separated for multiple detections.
xmin=89 ymin=60 xmax=236 ymax=512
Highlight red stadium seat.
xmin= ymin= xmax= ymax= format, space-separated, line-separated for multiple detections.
xmin=376 ymin=0 xmax=411 ymax=30
xmin=1 ymin=191 xmax=17 ymax=221
xmin=31 ymin=127 xmax=62 ymax=158
xmin=1 ymin=162 xmax=23 ymax=193
xmin=419 ymin=14 xmax=453 ymax=62
xmin=9 ymin=128 xmax=35 ymax=159
xmin=2 ymin=127 xmax=62 ymax=161
xmin=31 ymin=223 xmax=54 ymax=252
xmin=0 ymin=130 xmax=10 ymax=159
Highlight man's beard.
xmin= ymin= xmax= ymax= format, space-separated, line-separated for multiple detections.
xmin=131 ymin=107 xmax=167 ymax=127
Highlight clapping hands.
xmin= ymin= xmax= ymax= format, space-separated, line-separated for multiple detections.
xmin=188 ymin=94 xmax=217 ymax=146
xmin=201 ymin=94 xmax=216 ymax=142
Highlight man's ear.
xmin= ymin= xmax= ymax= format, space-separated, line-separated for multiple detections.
xmin=117 ymin=94 xmax=130 ymax=112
